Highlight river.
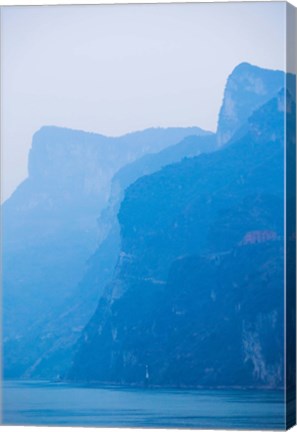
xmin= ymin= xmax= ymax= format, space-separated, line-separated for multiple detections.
xmin=1 ymin=380 xmax=284 ymax=429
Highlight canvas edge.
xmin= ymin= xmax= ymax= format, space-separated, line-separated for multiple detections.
xmin=285 ymin=2 xmax=297 ymax=430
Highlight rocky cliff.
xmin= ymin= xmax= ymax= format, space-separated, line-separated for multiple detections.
xmin=2 ymin=125 xmax=208 ymax=379
xmin=217 ymin=62 xmax=284 ymax=147
xmin=69 ymin=68 xmax=292 ymax=389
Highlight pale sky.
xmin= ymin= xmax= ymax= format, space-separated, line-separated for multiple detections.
xmin=1 ymin=2 xmax=286 ymax=201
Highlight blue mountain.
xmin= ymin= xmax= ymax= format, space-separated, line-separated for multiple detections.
xmin=3 ymin=63 xmax=289 ymax=384
xmin=2 ymin=125 xmax=209 ymax=379
xmin=217 ymin=62 xmax=284 ymax=146
xmin=69 ymin=67 xmax=293 ymax=389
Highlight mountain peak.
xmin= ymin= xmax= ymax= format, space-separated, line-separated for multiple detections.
xmin=231 ymin=61 xmax=255 ymax=73
xmin=216 ymin=63 xmax=284 ymax=147
xmin=230 ymin=62 xmax=283 ymax=79
xmin=32 ymin=125 xmax=107 ymax=143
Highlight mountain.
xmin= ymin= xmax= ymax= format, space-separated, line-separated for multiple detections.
xmin=3 ymin=62 xmax=289 ymax=383
xmin=217 ymin=62 xmax=284 ymax=147
xmin=69 ymin=83 xmax=292 ymax=388
xmin=5 ymin=132 xmax=215 ymax=380
xmin=66 ymin=63 xmax=285 ymax=384
xmin=93 ymin=133 xmax=217 ymax=296
xmin=28 ymin=133 xmax=216 ymax=379
xmin=2 ymin=125 xmax=209 ymax=379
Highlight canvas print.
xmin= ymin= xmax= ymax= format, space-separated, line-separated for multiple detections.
xmin=0 ymin=1 xmax=296 ymax=430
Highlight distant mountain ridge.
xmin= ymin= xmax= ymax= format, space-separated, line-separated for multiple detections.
xmin=17 ymin=133 xmax=217 ymax=379
xmin=2 ymin=125 xmax=209 ymax=379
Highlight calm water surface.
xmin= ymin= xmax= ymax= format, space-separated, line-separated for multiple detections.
xmin=2 ymin=380 xmax=285 ymax=429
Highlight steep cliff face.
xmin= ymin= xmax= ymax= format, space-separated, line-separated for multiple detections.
xmin=2 ymin=125 xmax=208 ymax=379
xmin=12 ymin=133 xmax=216 ymax=380
xmin=91 ymin=133 xmax=217 ymax=294
xmin=216 ymin=62 xmax=284 ymax=147
xmin=5 ymin=126 xmax=209 ymax=227
xmin=69 ymin=86 xmax=289 ymax=388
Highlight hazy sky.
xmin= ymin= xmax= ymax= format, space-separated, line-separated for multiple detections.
xmin=1 ymin=2 xmax=286 ymax=201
